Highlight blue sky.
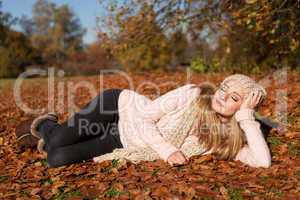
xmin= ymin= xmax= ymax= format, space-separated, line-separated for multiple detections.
xmin=2 ymin=0 xmax=102 ymax=44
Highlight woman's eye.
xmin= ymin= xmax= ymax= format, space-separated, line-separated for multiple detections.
xmin=231 ymin=96 xmax=238 ymax=102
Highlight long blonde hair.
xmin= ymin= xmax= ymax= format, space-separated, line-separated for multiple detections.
xmin=181 ymin=83 xmax=247 ymax=160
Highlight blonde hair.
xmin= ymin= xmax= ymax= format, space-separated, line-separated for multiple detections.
xmin=174 ymin=75 xmax=268 ymax=160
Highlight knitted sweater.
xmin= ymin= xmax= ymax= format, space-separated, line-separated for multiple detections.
xmin=93 ymin=84 xmax=271 ymax=168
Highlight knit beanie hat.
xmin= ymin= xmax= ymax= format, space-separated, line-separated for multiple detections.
xmin=220 ymin=74 xmax=267 ymax=105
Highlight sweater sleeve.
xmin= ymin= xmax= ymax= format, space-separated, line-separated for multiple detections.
xmin=139 ymin=83 xmax=200 ymax=121
xmin=135 ymin=117 xmax=180 ymax=162
xmin=234 ymin=108 xmax=272 ymax=168
xmin=133 ymin=84 xmax=201 ymax=162
xmin=180 ymin=135 xmax=206 ymax=158
xmin=93 ymin=147 xmax=160 ymax=164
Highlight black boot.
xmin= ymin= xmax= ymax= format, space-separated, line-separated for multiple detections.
xmin=15 ymin=112 xmax=58 ymax=154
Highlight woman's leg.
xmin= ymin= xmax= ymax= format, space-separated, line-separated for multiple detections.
xmin=47 ymin=133 xmax=123 ymax=168
xmin=47 ymin=131 xmax=123 ymax=167
xmin=39 ymin=88 xmax=123 ymax=149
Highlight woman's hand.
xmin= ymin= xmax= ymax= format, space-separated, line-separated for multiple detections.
xmin=240 ymin=90 xmax=263 ymax=110
xmin=167 ymin=150 xmax=188 ymax=166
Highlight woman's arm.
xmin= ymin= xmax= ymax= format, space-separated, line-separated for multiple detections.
xmin=139 ymin=84 xmax=200 ymax=121
xmin=135 ymin=117 xmax=180 ymax=162
xmin=234 ymin=108 xmax=272 ymax=168
xmin=180 ymin=135 xmax=206 ymax=158
xmin=133 ymin=84 xmax=201 ymax=162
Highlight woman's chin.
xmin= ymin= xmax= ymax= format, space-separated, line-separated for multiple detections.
xmin=213 ymin=107 xmax=231 ymax=118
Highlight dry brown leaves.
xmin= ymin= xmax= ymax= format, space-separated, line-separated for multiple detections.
xmin=0 ymin=71 xmax=299 ymax=199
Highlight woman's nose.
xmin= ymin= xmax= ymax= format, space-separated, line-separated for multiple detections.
xmin=219 ymin=91 xmax=229 ymax=101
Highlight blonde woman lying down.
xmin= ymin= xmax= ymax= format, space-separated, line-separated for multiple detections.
xmin=16 ymin=74 xmax=272 ymax=168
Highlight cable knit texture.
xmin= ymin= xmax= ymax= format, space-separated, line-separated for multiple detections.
xmin=93 ymin=84 xmax=206 ymax=163
xmin=93 ymin=84 xmax=271 ymax=167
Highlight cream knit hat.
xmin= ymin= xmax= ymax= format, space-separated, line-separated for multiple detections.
xmin=220 ymin=74 xmax=267 ymax=105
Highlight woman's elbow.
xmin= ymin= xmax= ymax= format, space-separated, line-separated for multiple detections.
xmin=256 ymin=154 xmax=272 ymax=168
xmin=255 ymin=148 xmax=272 ymax=168
xmin=257 ymin=159 xmax=271 ymax=168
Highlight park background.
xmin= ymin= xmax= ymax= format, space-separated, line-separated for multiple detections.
xmin=1 ymin=0 xmax=300 ymax=77
xmin=0 ymin=0 xmax=299 ymax=199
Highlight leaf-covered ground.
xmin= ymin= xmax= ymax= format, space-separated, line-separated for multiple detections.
xmin=0 ymin=71 xmax=299 ymax=199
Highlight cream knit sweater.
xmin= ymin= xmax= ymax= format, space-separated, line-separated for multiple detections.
xmin=93 ymin=84 xmax=271 ymax=168
xmin=93 ymin=84 xmax=207 ymax=164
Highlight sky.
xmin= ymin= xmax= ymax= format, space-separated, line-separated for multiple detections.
xmin=2 ymin=0 xmax=102 ymax=44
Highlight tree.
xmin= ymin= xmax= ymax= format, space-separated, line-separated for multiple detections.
xmin=97 ymin=0 xmax=300 ymax=72
xmin=0 ymin=3 xmax=39 ymax=77
xmin=44 ymin=4 xmax=86 ymax=65
xmin=96 ymin=0 xmax=225 ymax=72
xmin=169 ymin=30 xmax=189 ymax=67
xmin=0 ymin=1 xmax=17 ymax=46
xmin=98 ymin=2 xmax=172 ymax=72
xmin=0 ymin=30 xmax=40 ymax=77
xmin=19 ymin=15 xmax=35 ymax=36
xmin=24 ymin=0 xmax=86 ymax=66
xmin=219 ymin=0 xmax=300 ymax=69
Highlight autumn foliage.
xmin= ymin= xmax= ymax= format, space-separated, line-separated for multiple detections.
xmin=0 ymin=71 xmax=299 ymax=199
xmin=1 ymin=0 xmax=300 ymax=77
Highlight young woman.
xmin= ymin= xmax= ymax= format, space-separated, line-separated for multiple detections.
xmin=16 ymin=74 xmax=272 ymax=168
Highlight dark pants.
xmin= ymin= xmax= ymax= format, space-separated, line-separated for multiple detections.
xmin=38 ymin=88 xmax=124 ymax=168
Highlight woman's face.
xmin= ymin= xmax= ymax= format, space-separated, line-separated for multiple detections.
xmin=212 ymin=80 xmax=246 ymax=117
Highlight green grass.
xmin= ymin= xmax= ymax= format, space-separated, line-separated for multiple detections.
xmin=151 ymin=168 xmax=160 ymax=176
xmin=267 ymin=187 xmax=283 ymax=198
xmin=105 ymin=187 xmax=127 ymax=198
xmin=0 ymin=176 xmax=8 ymax=183
xmin=40 ymin=177 xmax=54 ymax=185
xmin=259 ymin=175 xmax=269 ymax=182
xmin=267 ymin=137 xmax=283 ymax=147
xmin=288 ymin=142 xmax=300 ymax=156
xmin=287 ymin=115 xmax=298 ymax=124
xmin=111 ymin=159 xmax=119 ymax=167
xmin=211 ymin=183 xmax=220 ymax=192
xmin=35 ymin=158 xmax=48 ymax=167
xmin=102 ymin=159 xmax=120 ymax=173
xmin=19 ymin=190 xmax=31 ymax=197
xmin=228 ymin=188 xmax=244 ymax=200
xmin=176 ymin=165 xmax=185 ymax=171
xmin=51 ymin=187 xmax=81 ymax=200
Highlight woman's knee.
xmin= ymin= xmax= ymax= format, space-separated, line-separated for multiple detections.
xmin=47 ymin=149 xmax=69 ymax=168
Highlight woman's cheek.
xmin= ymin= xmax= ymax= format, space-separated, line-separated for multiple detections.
xmin=212 ymin=98 xmax=222 ymax=114
xmin=228 ymin=101 xmax=240 ymax=115
xmin=222 ymin=102 xmax=234 ymax=116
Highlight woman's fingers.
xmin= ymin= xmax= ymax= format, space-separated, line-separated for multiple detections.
xmin=251 ymin=91 xmax=257 ymax=104
xmin=168 ymin=156 xmax=186 ymax=165
xmin=167 ymin=151 xmax=189 ymax=166
xmin=256 ymin=91 xmax=262 ymax=104
xmin=241 ymin=92 xmax=252 ymax=108
xmin=241 ymin=90 xmax=263 ymax=109
xmin=173 ymin=157 xmax=184 ymax=164
xmin=250 ymin=91 xmax=258 ymax=107
xmin=253 ymin=91 xmax=262 ymax=107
